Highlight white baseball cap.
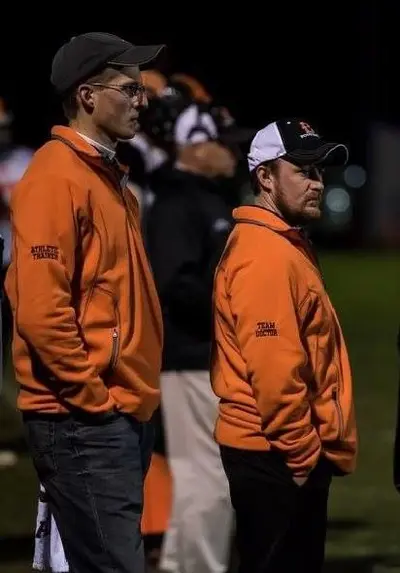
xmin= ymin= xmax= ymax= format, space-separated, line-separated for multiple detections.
xmin=174 ymin=104 xmax=218 ymax=146
xmin=247 ymin=118 xmax=349 ymax=172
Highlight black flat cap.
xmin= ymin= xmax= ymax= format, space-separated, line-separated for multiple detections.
xmin=51 ymin=32 xmax=165 ymax=95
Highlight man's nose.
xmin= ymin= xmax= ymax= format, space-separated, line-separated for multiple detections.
xmin=313 ymin=181 xmax=324 ymax=194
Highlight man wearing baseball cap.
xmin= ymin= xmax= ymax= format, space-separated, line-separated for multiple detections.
xmin=5 ymin=33 xmax=165 ymax=573
xmin=50 ymin=32 xmax=164 ymax=96
xmin=210 ymin=118 xmax=357 ymax=572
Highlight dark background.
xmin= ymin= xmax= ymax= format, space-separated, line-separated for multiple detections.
xmin=0 ymin=5 xmax=385 ymax=169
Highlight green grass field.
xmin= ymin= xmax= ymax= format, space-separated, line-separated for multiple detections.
xmin=321 ymin=251 xmax=400 ymax=572
xmin=0 ymin=250 xmax=399 ymax=573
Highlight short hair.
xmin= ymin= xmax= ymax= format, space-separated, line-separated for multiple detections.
xmin=250 ymin=160 xmax=279 ymax=195
xmin=61 ymin=66 xmax=123 ymax=120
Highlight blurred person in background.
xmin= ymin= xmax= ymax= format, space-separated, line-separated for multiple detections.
xmin=211 ymin=118 xmax=357 ymax=573
xmin=131 ymin=71 xmax=254 ymax=223
xmin=118 ymin=69 xmax=172 ymax=219
xmin=138 ymin=76 xmax=252 ymax=568
xmin=5 ymin=32 xmax=165 ymax=573
xmin=133 ymin=68 xmax=171 ymax=178
xmin=169 ymin=72 xmax=212 ymax=104
xmin=0 ymin=97 xmax=33 ymax=469
xmin=0 ymin=98 xmax=33 ymax=356
xmin=145 ymin=101 xmax=238 ymax=573
xmin=168 ymin=73 xmax=256 ymax=206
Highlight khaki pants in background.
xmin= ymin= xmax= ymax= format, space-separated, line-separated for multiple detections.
xmin=159 ymin=370 xmax=233 ymax=573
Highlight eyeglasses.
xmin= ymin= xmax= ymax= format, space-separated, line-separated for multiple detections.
xmin=90 ymin=82 xmax=146 ymax=101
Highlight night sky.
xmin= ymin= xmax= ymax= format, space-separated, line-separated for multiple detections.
xmin=0 ymin=6 xmax=387 ymax=169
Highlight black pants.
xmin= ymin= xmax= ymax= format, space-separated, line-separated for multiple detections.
xmin=220 ymin=446 xmax=331 ymax=573
xmin=24 ymin=410 xmax=154 ymax=573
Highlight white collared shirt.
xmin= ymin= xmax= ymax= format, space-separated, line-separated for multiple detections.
xmin=76 ymin=132 xmax=116 ymax=161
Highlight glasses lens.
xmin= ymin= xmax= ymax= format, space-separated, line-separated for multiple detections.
xmin=124 ymin=84 xmax=145 ymax=99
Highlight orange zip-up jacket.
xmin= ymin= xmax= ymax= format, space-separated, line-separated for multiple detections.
xmin=211 ymin=206 xmax=357 ymax=477
xmin=5 ymin=126 xmax=163 ymax=421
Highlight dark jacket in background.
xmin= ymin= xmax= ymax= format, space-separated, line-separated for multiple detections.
xmin=145 ymin=168 xmax=234 ymax=371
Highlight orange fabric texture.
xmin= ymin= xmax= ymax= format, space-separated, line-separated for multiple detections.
xmin=5 ymin=126 xmax=163 ymax=421
xmin=142 ymin=70 xmax=167 ymax=97
xmin=142 ymin=453 xmax=172 ymax=535
xmin=211 ymin=206 xmax=357 ymax=477
xmin=170 ymin=73 xmax=212 ymax=103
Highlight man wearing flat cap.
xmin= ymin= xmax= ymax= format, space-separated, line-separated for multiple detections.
xmin=5 ymin=32 xmax=165 ymax=573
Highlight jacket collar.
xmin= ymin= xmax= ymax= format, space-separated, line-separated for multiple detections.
xmin=76 ymin=131 xmax=116 ymax=161
xmin=233 ymin=205 xmax=323 ymax=277
xmin=50 ymin=126 xmax=129 ymax=183
xmin=233 ymin=205 xmax=295 ymax=233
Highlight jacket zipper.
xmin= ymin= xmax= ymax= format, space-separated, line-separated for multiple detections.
xmin=109 ymin=328 xmax=119 ymax=370
xmin=333 ymin=385 xmax=344 ymax=440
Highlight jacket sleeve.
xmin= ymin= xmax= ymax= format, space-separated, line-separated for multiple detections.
xmin=8 ymin=175 xmax=112 ymax=411
xmin=229 ymin=257 xmax=321 ymax=476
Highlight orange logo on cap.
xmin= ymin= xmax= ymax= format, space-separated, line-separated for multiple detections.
xmin=299 ymin=121 xmax=315 ymax=134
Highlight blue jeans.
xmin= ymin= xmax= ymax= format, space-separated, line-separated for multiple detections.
xmin=23 ymin=410 xmax=154 ymax=573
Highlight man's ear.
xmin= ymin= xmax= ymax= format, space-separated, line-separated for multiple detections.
xmin=76 ymin=84 xmax=95 ymax=112
xmin=257 ymin=164 xmax=274 ymax=192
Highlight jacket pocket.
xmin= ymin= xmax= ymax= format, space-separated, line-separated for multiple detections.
xmin=80 ymin=287 xmax=120 ymax=375
xmin=24 ymin=419 xmax=57 ymax=480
